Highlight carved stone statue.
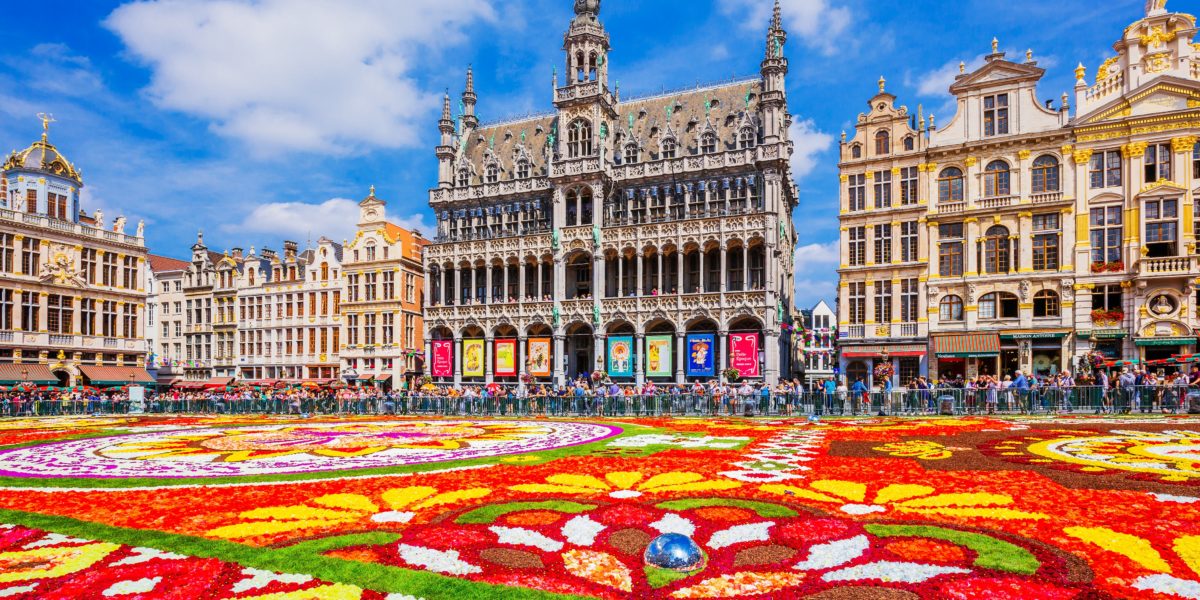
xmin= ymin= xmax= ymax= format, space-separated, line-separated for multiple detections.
xmin=1019 ymin=280 xmax=1031 ymax=302
xmin=574 ymin=0 xmax=600 ymax=15
xmin=93 ymin=209 xmax=104 ymax=230
xmin=136 ymin=220 xmax=144 ymax=238
xmin=114 ymin=216 xmax=126 ymax=234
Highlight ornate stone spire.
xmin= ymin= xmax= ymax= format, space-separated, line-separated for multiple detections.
xmin=574 ymin=0 xmax=600 ymax=16
xmin=465 ymin=65 xmax=475 ymax=96
xmin=770 ymin=0 xmax=783 ymax=32
xmin=462 ymin=65 xmax=478 ymax=129
xmin=440 ymin=92 xmax=452 ymax=122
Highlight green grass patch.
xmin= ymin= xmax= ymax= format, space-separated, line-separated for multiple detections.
xmin=455 ymin=501 xmax=597 ymax=525
xmin=864 ymin=524 xmax=1040 ymax=575
xmin=654 ymin=498 xmax=797 ymax=518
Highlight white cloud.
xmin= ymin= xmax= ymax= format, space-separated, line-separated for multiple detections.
xmin=792 ymin=241 xmax=839 ymax=308
xmin=718 ymin=0 xmax=852 ymax=56
xmin=789 ymin=119 xmax=834 ymax=179
xmin=220 ymin=197 xmax=430 ymax=242
xmin=105 ymin=0 xmax=497 ymax=153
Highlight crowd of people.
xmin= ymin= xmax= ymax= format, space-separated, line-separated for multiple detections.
xmin=2 ymin=366 xmax=1199 ymax=417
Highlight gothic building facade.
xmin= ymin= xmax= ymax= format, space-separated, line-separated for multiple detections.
xmin=838 ymin=1 xmax=1200 ymax=385
xmin=423 ymin=0 xmax=798 ymax=386
xmin=0 ymin=120 xmax=152 ymax=387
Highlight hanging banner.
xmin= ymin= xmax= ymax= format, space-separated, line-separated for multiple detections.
xmin=431 ymin=340 xmax=453 ymax=378
xmin=462 ymin=339 xmax=485 ymax=377
xmin=527 ymin=337 xmax=552 ymax=377
xmin=686 ymin=334 xmax=716 ymax=377
xmin=646 ymin=335 xmax=673 ymax=378
xmin=495 ymin=338 xmax=517 ymax=377
xmin=729 ymin=332 xmax=761 ymax=378
xmin=607 ymin=336 xmax=634 ymax=378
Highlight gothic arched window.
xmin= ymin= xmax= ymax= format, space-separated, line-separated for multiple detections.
xmin=661 ymin=137 xmax=677 ymax=159
xmin=701 ymin=131 xmax=718 ymax=154
xmin=738 ymin=127 xmax=756 ymax=149
xmin=984 ymin=160 xmax=1011 ymax=197
xmin=568 ymin=118 xmax=592 ymax=158
xmin=1031 ymin=155 xmax=1060 ymax=193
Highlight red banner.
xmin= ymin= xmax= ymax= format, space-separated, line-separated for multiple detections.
xmin=729 ymin=333 xmax=761 ymax=378
xmin=494 ymin=338 xmax=517 ymax=377
xmin=431 ymin=340 xmax=453 ymax=378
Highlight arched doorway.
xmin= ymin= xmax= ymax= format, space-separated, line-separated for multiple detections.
xmin=428 ymin=326 xmax=454 ymax=384
xmin=684 ymin=317 xmax=720 ymax=382
xmin=565 ymin=322 xmax=594 ymax=382
xmin=460 ymin=325 xmax=486 ymax=383
xmin=727 ymin=315 xmax=765 ymax=381
xmin=644 ymin=318 xmax=677 ymax=383
xmin=492 ymin=324 xmax=519 ymax=382
xmin=525 ymin=323 xmax=553 ymax=382
xmin=605 ymin=320 xmax=636 ymax=381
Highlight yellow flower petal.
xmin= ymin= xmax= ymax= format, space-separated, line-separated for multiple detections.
xmin=1174 ymin=535 xmax=1200 ymax=578
xmin=897 ymin=493 xmax=1013 ymax=508
xmin=0 ymin=543 xmax=120 ymax=583
xmin=239 ymin=506 xmax=354 ymax=521
xmin=208 ymin=518 xmax=352 ymax=539
xmin=759 ymin=485 xmax=844 ymax=504
xmin=381 ymin=486 xmax=438 ymax=510
xmin=236 ymin=583 xmax=365 ymax=599
xmin=412 ymin=487 xmax=491 ymax=510
xmin=640 ymin=472 xmax=705 ymax=491
xmin=650 ymin=481 xmax=743 ymax=493
xmin=1065 ymin=526 xmax=1171 ymax=573
xmin=873 ymin=484 xmax=934 ymax=505
xmin=605 ymin=471 xmax=645 ymax=490
xmin=900 ymin=507 xmax=1049 ymax=520
xmin=810 ymin=480 xmax=867 ymax=502
xmin=312 ymin=494 xmax=377 ymax=513
xmin=510 ymin=484 xmax=604 ymax=495
xmin=546 ymin=474 xmax=610 ymax=490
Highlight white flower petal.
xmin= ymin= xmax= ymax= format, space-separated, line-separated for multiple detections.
xmin=562 ymin=515 xmax=606 ymax=547
xmin=1133 ymin=574 xmax=1200 ymax=599
xmin=707 ymin=522 xmax=774 ymax=550
xmin=0 ymin=584 xmax=37 ymax=597
xmin=840 ymin=503 xmax=887 ymax=515
xmin=649 ymin=513 xmax=696 ymax=537
xmin=397 ymin=544 xmax=482 ymax=575
xmin=230 ymin=568 xmax=313 ymax=593
xmin=490 ymin=526 xmax=564 ymax=552
xmin=103 ymin=577 xmax=162 ymax=596
xmin=23 ymin=533 xmax=89 ymax=549
xmin=1152 ymin=493 xmax=1200 ymax=504
xmin=112 ymin=547 xmax=188 ymax=566
xmin=609 ymin=490 xmax=643 ymax=499
xmin=793 ymin=535 xmax=870 ymax=571
xmin=372 ymin=511 xmax=415 ymax=523
xmin=822 ymin=561 xmax=970 ymax=584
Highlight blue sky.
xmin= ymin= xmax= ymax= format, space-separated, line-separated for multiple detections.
xmin=0 ymin=0 xmax=1148 ymax=307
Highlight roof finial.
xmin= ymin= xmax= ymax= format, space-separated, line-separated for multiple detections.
xmin=1075 ymin=62 xmax=1087 ymax=82
xmin=36 ymin=113 xmax=55 ymax=142
xmin=369 ymin=184 xmax=375 ymax=197
xmin=991 ymin=37 xmax=999 ymax=54
xmin=440 ymin=92 xmax=451 ymax=121
xmin=959 ymin=61 xmax=966 ymax=74
xmin=465 ymin=64 xmax=475 ymax=95
xmin=197 ymin=229 xmax=204 ymax=245
xmin=1026 ymin=49 xmax=1033 ymax=62
xmin=771 ymin=0 xmax=783 ymax=31
xmin=1146 ymin=0 xmax=1168 ymax=16
xmin=878 ymin=75 xmax=886 ymax=93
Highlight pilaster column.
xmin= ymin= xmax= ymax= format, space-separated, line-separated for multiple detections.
xmin=553 ymin=334 xmax=565 ymax=386
xmin=675 ymin=332 xmax=685 ymax=384
xmin=1017 ymin=212 xmax=1033 ymax=272
xmin=453 ymin=335 xmax=462 ymax=386
xmin=765 ymin=329 xmax=780 ymax=385
xmin=634 ymin=333 xmax=645 ymax=386
xmin=423 ymin=339 xmax=431 ymax=378
xmin=718 ymin=330 xmax=729 ymax=377
xmin=484 ymin=335 xmax=494 ymax=383
xmin=517 ymin=335 xmax=526 ymax=378
xmin=964 ymin=217 xmax=980 ymax=276
xmin=593 ymin=333 xmax=604 ymax=375
xmin=423 ymin=266 xmax=432 ymax=306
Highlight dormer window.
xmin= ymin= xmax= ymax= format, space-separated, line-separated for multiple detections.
xmin=624 ymin=144 xmax=638 ymax=164
xmin=516 ymin=159 xmax=531 ymax=179
xmin=661 ymin=138 xmax=677 ymax=159
xmin=903 ymin=136 xmax=915 ymax=151
xmin=485 ymin=163 xmax=499 ymax=183
xmin=983 ymin=94 xmax=1009 ymax=136
xmin=738 ymin=127 xmax=756 ymax=149
xmin=874 ymin=130 xmax=890 ymax=155
xmin=851 ymin=144 xmax=862 ymax=159
xmin=701 ymin=132 xmax=717 ymax=154
xmin=457 ymin=168 xmax=470 ymax=187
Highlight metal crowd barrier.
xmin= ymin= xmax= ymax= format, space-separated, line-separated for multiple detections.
xmin=1 ymin=386 xmax=1198 ymax=418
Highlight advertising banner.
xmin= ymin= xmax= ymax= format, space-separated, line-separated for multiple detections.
xmin=685 ymin=333 xmax=716 ymax=377
xmin=494 ymin=338 xmax=517 ymax=377
xmin=431 ymin=340 xmax=453 ymax=378
xmin=645 ymin=335 xmax=673 ymax=377
xmin=462 ymin=339 xmax=485 ymax=377
xmin=729 ymin=332 xmax=761 ymax=378
xmin=527 ymin=337 xmax=552 ymax=377
xmin=607 ymin=336 xmax=634 ymax=378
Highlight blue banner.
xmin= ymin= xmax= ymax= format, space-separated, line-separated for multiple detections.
xmin=607 ymin=336 xmax=634 ymax=378
xmin=685 ymin=334 xmax=716 ymax=377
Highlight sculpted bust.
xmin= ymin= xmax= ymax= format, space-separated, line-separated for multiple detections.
xmin=574 ymin=0 xmax=599 ymax=15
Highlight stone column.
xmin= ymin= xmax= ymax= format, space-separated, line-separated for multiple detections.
xmin=636 ymin=252 xmax=644 ymax=296
xmin=553 ymin=333 xmax=565 ymax=387
xmin=593 ymin=254 xmax=603 ymax=300
xmin=634 ymin=333 xmax=645 ymax=385
xmin=698 ymin=248 xmax=706 ymax=293
xmin=765 ymin=329 xmax=780 ymax=385
xmin=675 ymin=331 xmax=685 ymax=384
xmin=718 ymin=330 xmax=729 ymax=378
xmin=616 ymin=254 xmax=624 ymax=296
xmin=742 ymin=244 xmax=749 ymax=290
xmin=964 ymin=217 xmax=980 ymax=276
xmin=1017 ymin=211 xmax=1033 ymax=272
xmin=517 ymin=335 xmax=526 ymax=378
xmin=719 ymin=245 xmax=727 ymax=292
xmin=453 ymin=268 xmax=460 ymax=304
xmin=485 ymin=264 xmax=493 ymax=302
xmin=593 ymin=333 xmax=604 ymax=374
xmin=12 ymin=290 xmax=22 ymax=332
xmin=453 ymin=334 xmax=462 ymax=386
xmin=656 ymin=252 xmax=663 ymax=293
xmin=423 ymin=265 xmax=432 ymax=306
xmin=518 ymin=261 xmax=526 ymax=300
xmin=484 ymin=335 xmax=494 ymax=383
xmin=676 ymin=251 xmax=683 ymax=295
xmin=423 ymin=338 xmax=431 ymax=378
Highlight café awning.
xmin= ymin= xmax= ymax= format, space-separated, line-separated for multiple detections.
xmin=933 ymin=333 xmax=1000 ymax=358
xmin=841 ymin=344 xmax=927 ymax=358
xmin=1135 ymin=337 xmax=1197 ymax=347
xmin=78 ymin=366 xmax=155 ymax=387
xmin=0 ymin=364 xmax=58 ymax=385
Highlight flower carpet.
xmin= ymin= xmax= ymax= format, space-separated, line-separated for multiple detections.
xmin=0 ymin=415 xmax=1195 ymax=598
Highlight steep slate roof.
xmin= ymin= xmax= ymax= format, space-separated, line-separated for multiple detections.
xmin=461 ymin=113 xmax=557 ymax=183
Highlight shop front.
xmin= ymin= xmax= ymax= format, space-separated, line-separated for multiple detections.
xmin=1136 ymin=336 xmax=1198 ymax=374
xmin=930 ymin=333 xmax=1000 ymax=383
xmin=839 ymin=343 xmax=927 ymax=388
xmin=1078 ymin=329 xmax=1128 ymax=363
xmin=999 ymin=331 xmax=1069 ymax=378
